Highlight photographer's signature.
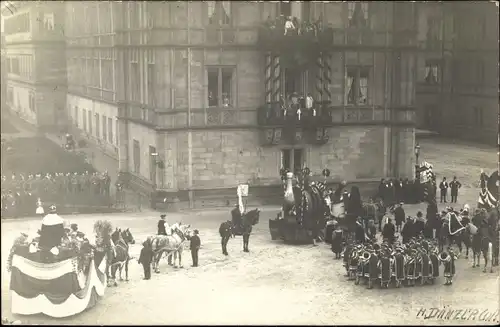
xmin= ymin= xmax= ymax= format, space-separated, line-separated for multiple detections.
xmin=417 ymin=307 xmax=499 ymax=322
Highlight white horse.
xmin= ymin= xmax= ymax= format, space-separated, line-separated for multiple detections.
xmin=150 ymin=223 xmax=192 ymax=273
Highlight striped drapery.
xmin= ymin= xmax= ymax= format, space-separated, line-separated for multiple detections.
xmin=272 ymin=55 xmax=281 ymax=102
xmin=265 ymin=53 xmax=273 ymax=103
xmin=322 ymin=54 xmax=332 ymax=101
xmin=478 ymin=189 xmax=497 ymax=209
xmin=316 ymin=55 xmax=324 ymax=101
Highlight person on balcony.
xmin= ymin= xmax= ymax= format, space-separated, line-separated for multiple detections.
xmin=284 ymin=16 xmax=296 ymax=36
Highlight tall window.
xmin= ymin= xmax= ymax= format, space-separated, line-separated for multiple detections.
xmin=88 ymin=110 xmax=93 ymax=134
xmin=108 ymin=117 xmax=113 ymax=144
xmin=43 ymin=13 xmax=54 ymax=31
xmin=146 ymin=49 xmax=156 ymax=106
xmin=95 ymin=114 xmax=100 ymax=138
xmin=149 ymin=146 xmax=157 ymax=183
xmin=93 ymin=52 xmax=100 ymax=88
xmin=426 ymin=16 xmax=442 ymax=43
xmin=82 ymin=109 xmax=88 ymax=132
xmin=29 ymin=92 xmax=35 ymax=113
xmin=130 ymin=49 xmax=140 ymax=102
xmin=115 ymin=120 xmax=119 ymax=146
xmin=345 ymin=67 xmax=369 ymax=105
xmin=476 ymin=60 xmax=484 ymax=86
xmin=133 ymin=139 xmax=141 ymax=174
xmin=102 ymin=115 xmax=108 ymax=141
xmin=280 ymin=149 xmax=304 ymax=173
xmin=348 ymin=3 xmax=369 ymax=27
xmin=424 ymin=61 xmax=439 ymax=84
xmin=279 ymin=1 xmax=291 ymax=17
xmin=74 ymin=106 xmax=79 ymax=126
xmin=207 ymin=1 xmax=231 ymax=25
xmin=101 ymin=50 xmax=113 ymax=91
xmin=474 ymin=107 xmax=483 ymax=126
xmin=207 ymin=67 xmax=234 ymax=107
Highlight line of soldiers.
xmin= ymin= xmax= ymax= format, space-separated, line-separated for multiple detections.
xmin=378 ymin=178 xmax=425 ymax=206
xmin=340 ymin=237 xmax=457 ymax=289
xmin=1 ymin=171 xmax=112 ymax=218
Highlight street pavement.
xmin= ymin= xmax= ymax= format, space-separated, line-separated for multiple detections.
xmin=1 ymin=208 xmax=498 ymax=325
xmin=1 ymin=134 xmax=498 ymax=324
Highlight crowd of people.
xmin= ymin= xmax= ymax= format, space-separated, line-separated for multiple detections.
xmin=1 ymin=171 xmax=112 ymax=218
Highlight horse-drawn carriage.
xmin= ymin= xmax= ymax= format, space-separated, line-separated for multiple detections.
xmin=6 ymin=219 xmax=110 ymax=318
xmin=269 ymin=168 xmax=330 ymax=244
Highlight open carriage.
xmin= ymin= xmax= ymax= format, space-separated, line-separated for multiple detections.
xmin=7 ymin=221 xmax=110 ymax=318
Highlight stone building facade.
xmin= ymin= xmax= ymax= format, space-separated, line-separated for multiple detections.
xmin=1 ymin=1 xmax=67 ymax=130
xmin=3 ymin=2 xmax=420 ymax=208
xmin=415 ymin=1 xmax=499 ymax=144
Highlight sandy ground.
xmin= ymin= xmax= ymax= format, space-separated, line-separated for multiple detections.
xmin=1 ymin=138 xmax=499 ymax=325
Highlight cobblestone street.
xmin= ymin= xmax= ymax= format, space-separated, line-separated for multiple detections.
xmin=1 ymin=137 xmax=498 ymax=325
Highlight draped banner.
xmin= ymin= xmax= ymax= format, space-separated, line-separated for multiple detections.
xmin=10 ymin=254 xmax=107 ymax=318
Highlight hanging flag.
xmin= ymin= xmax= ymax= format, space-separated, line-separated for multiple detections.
xmin=478 ymin=188 xmax=496 ymax=210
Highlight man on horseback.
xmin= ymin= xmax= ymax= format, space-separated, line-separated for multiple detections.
xmin=231 ymin=204 xmax=243 ymax=232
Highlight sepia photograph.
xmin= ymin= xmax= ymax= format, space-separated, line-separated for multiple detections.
xmin=0 ymin=0 xmax=499 ymax=325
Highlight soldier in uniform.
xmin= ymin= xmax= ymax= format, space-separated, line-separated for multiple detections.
xmin=231 ymin=204 xmax=243 ymax=232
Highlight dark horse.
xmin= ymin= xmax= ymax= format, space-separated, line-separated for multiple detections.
xmin=220 ymin=208 xmax=260 ymax=253
xmin=471 ymin=210 xmax=495 ymax=273
xmin=437 ymin=212 xmax=470 ymax=257
xmin=109 ymin=228 xmax=135 ymax=286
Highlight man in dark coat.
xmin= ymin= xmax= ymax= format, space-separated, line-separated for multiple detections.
xmin=401 ymin=216 xmax=415 ymax=244
xmin=439 ymin=177 xmax=449 ymax=203
xmin=355 ymin=220 xmax=366 ymax=244
xmin=157 ymin=214 xmax=167 ymax=235
xmin=138 ymin=240 xmax=154 ymax=280
xmin=449 ymin=176 xmax=462 ymax=203
xmin=382 ymin=217 xmax=396 ymax=245
xmin=393 ymin=203 xmax=406 ymax=232
xmin=414 ymin=211 xmax=425 ymax=237
xmin=394 ymin=178 xmax=403 ymax=203
xmin=190 ymin=229 xmax=201 ymax=267
xmin=426 ymin=201 xmax=439 ymax=239
xmin=378 ymin=179 xmax=387 ymax=203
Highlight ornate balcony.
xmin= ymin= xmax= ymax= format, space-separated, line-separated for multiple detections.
xmin=257 ymin=17 xmax=332 ymax=57
xmin=257 ymin=101 xmax=331 ymax=146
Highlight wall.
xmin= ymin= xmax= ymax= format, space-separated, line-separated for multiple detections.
xmin=175 ymin=129 xmax=279 ymax=190
xmin=66 ymin=94 xmax=119 ymax=154
xmin=7 ymin=80 xmax=36 ymax=124
xmin=127 ymin=122 xmax=157 ymax=182
xmin=311 ymin=127 xmax=386 ymax=180
xmin=171 ymin=126 xmax=399 ymax=192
